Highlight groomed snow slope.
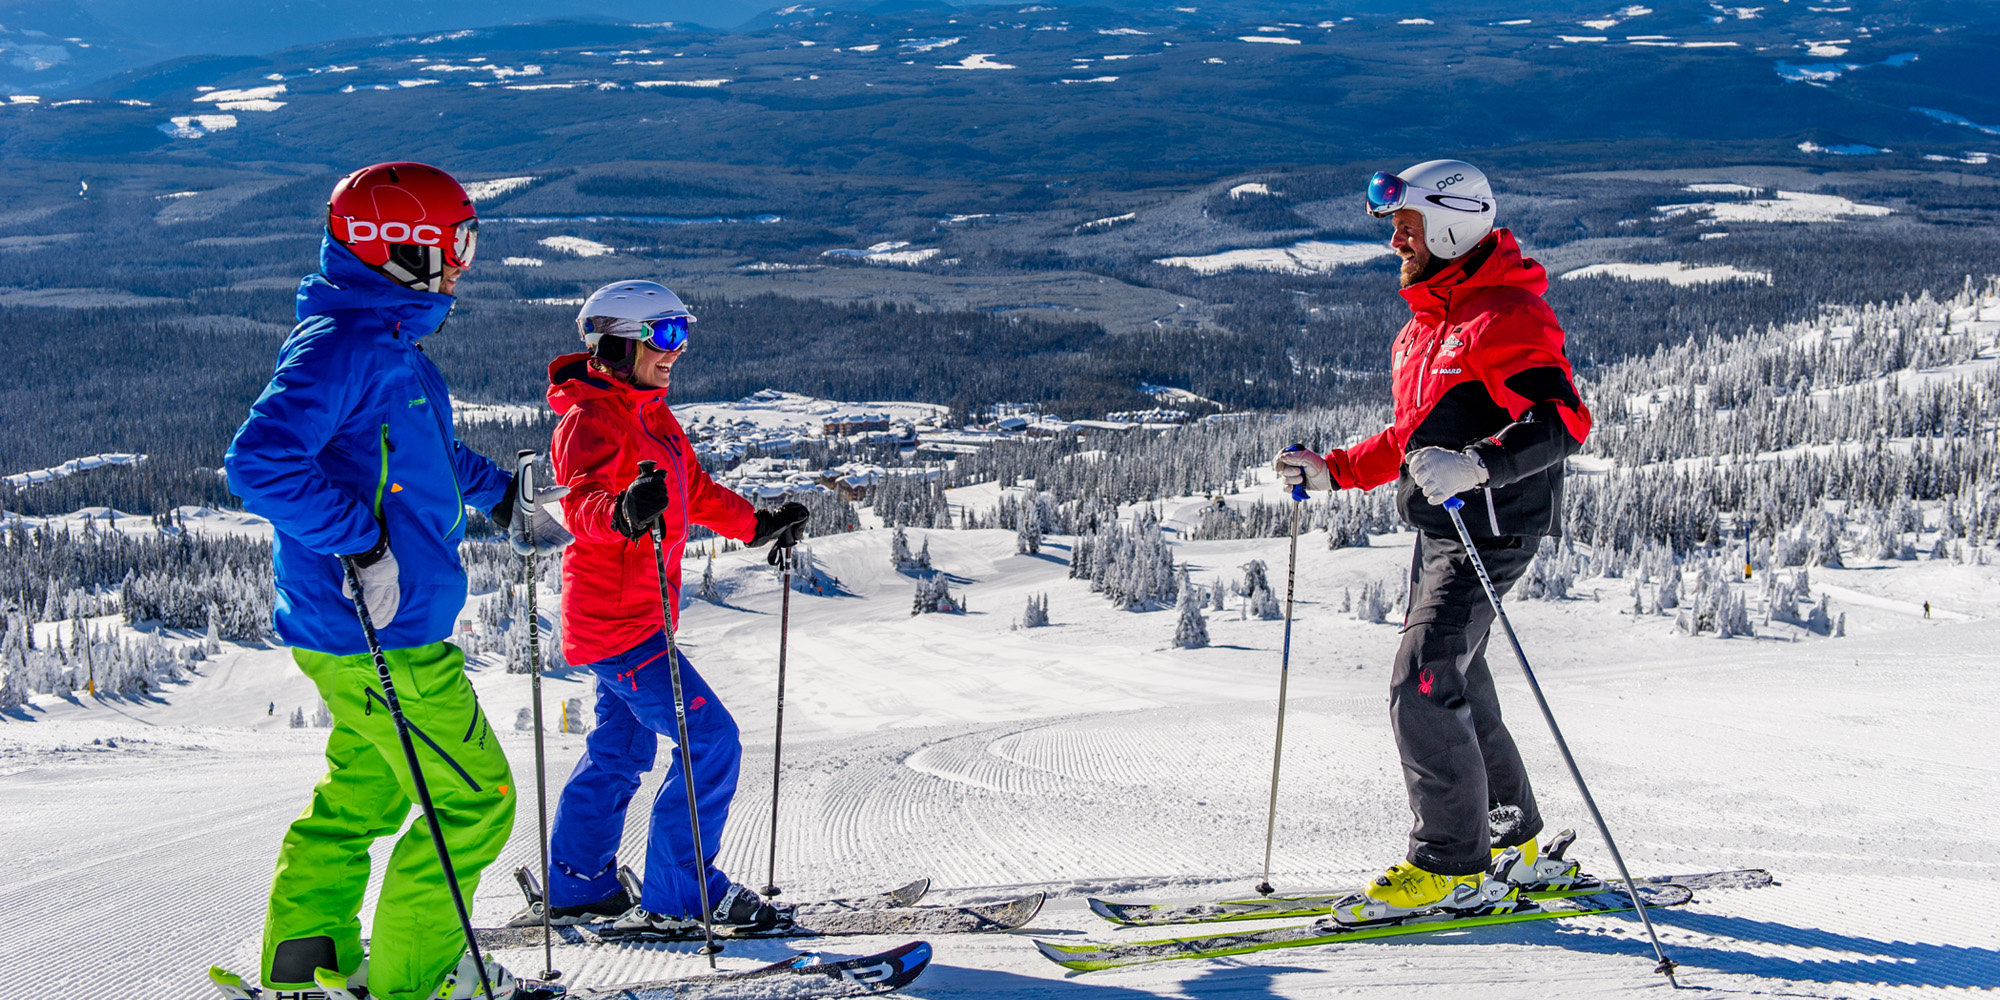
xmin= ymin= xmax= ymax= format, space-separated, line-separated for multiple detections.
xmin=4 ymin=520 xmax=1997 ymax=999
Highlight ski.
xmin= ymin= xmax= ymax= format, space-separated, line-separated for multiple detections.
xmin=211 ymin=941 xmax=931 ymax=999
xmin=1088 ymin=868 xmax=1769 ymax=926
xmin=517 ymin=940 xmax=932 ymax=999
xmin=505 ymin=867 xmax=932 ymax=928
xmin=475 ymin=893 xmax=1042 ymax=950
xmin=791 ymin=878 xmax=933 ymax=915
xmin=1037 ymin=884 xmax=1693 ymax=971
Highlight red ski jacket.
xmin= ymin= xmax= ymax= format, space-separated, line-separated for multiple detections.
xmin=1325 ymin=230 xmax=1592 ymax=539
xmin=547 ymin=353 xmax=758 ymax=665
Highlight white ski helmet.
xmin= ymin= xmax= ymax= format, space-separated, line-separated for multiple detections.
xmin=1365 ymin=159 xmax=1496 ymax=260
xmin=575 ymin=280 xmax=695 ymax=368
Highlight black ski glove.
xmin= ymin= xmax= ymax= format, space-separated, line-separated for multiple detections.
xmin=612 ymin=464 xmax=674 ymax=540
xmin=750 ymin=502 xmax=811 ymax=551
xmin=490 ymin=475 xmax=521 ymax=531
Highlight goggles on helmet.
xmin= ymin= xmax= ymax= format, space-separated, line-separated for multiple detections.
xmin=584 ymin=314 xmax=691 ymax=353
xmin=1365 ymin=171 xmax=1409 ymax=218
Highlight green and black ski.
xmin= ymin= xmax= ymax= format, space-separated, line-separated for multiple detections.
xmin=1088 ymin=867 xmax=1768 ymax=926
xmin=1038 ymin=884 xmax=1693 ymax=971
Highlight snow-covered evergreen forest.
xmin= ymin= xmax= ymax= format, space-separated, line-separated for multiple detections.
xmin=5 ymin=278 xmax=1998 ymax=704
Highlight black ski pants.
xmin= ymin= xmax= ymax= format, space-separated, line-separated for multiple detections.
xmin=1391 ymin=530 xmax=1544 ymax=876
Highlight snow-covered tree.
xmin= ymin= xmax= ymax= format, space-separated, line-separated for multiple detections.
xmin=1070 ymin=509 xmax=1178 ymax=610
xmin=1021 ymin=593 xmax=1050 ymax=628
xmin=1016 ymin=507 xmax=1042 ymax=555
xmin=1354 ymin=580 xmax=1391 ymax=624
xmin=1239 ymin=560 xmax=1270 ymax=598
xmin=1655 ymin=570 xmax=1680 ymax=613
xmin=1249 ymin=584 xmax=1282 ymax=621
xmin=698 ymin=554 xmax=721 ymax=603
xmin=911 ymin=573 xmax=961 ymax=615
xmin=1172 ymin=588 xmax=1209 ymax=649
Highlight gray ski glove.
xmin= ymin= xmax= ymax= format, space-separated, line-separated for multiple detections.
xmin=340 ymin=528 xmax=401 ymax=627
xmin=1272 ymin=448 xmax=1332 ymax=493
xmin=494 ymin=479 xmax=574 ymax=556
xmin=1406 ymin=446 xmax=1488 ymax=504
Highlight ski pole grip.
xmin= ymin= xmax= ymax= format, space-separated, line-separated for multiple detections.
xmin=1444 ymin=497 xmax=1465 ymax=511
xmin=1283 ymin=443 xmax=1308 ymax=503
xmin=515 ymin=450 xmax=538 ymax=514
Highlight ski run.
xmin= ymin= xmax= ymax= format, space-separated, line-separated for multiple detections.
xmin=9 ymin=290 xmax=2000 ymax=999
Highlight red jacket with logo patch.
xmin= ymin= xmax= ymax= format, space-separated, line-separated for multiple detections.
xmin=1325 ymin=229 xmax=1591 ymax=539
xmin=547 ymin=353 xmax=758 ymax=665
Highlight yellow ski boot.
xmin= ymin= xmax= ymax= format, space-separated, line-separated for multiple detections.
xmin=1330 ymin=861 xmax=1511 ymax=926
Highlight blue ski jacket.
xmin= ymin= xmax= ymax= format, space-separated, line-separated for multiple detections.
xmin=224 ymin=235 xmax=512 ymax=656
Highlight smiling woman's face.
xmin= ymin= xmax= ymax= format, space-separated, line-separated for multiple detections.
xmin=631 ymin=339 xmax=685 ymax=390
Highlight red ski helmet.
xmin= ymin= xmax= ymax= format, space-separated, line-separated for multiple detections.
xmin=327 ymin=162 xmax=479 ymax=293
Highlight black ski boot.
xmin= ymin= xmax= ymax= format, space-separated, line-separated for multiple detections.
xmin=507 ymin=864 xmax=636 ymax=927
xmin=710 ymin=884 xmax=787 ymax=933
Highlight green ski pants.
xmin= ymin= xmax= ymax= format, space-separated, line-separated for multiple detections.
xmin=263 ymin=641 xmax=515 ymax=1000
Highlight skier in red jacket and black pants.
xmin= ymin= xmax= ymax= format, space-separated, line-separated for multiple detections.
xmin=1274 ymin=161 xmax=1593 ymax=924
xmin=541 ymin=280 xmax=808 ymax=938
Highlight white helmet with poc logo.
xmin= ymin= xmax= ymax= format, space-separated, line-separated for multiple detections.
xmin=1365 ymin=159 xmax=1496 ymax=260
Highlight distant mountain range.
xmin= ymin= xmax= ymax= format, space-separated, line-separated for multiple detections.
xmin=2 ymin=0 xmax=1996 ymax=178
xmin=0 ymin=0 xmax=770 ymax=89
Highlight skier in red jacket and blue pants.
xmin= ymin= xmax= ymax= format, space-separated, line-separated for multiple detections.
xmin=540 ymin=281 xmax=809 ymax=938
xmin=1275 ymin=160 xmax=1593 ymax=925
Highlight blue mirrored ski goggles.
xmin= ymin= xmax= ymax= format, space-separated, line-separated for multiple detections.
xmin=1365 ymin=171 xmax=1409 ymax=217
xmin=585 ymin=314 xmax=692 ymax=352
xmin=637 ymin=315 xmax=691 ymax=352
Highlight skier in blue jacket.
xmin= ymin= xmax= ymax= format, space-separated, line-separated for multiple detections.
xmin=224 ymin=162 xmax=561 ymax=1000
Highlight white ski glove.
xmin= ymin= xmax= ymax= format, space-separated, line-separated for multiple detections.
xmin=341 ymin=544 xmax=401 ymax=628
xmin=507 ymin=484 xmax=574 ymax=556
xmin=1406 ymin=447 xmax=1489 ymax=504
xmin=1271 ymin=448 xmax=1332 ymax=493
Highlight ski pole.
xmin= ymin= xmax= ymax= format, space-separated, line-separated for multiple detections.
xmin=636 ymin=460 xmax=720 ymax=965
xmin=1256 ymin=444 xmax=1311 ymax=896
xmin=340 ymin=557 xmax=500 ymax=1000
xmin=760 ymin=541 xmax=793 ymax=899
xmin=1440 ymin=496 xmax=1680 ymax=983
xmin=514 ymin=451 xmax=559 ymax=983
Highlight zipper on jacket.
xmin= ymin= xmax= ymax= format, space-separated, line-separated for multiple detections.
xmin=1414 ymin=326 xmax=1448 ymax=410
xmin=424 ymin=393 xmax=466 ymax=535
xmin=1484 ymin=488 xmax=1501 ymax=535
xmin=409 ymin=350 xmax=467 ymax=535
xmin=374 ymin=424 xmax=392 ymax=518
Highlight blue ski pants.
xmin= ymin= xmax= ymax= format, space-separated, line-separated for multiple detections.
xmin=547 ymin=629 xmax=741 ymax=917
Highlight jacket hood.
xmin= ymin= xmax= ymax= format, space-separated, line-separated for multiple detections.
xmin=547 ymin=351 xmax=666 ymax=416
xmin=1399 ymin=229 xmax=1546 ymax=321
xmin=296 ymin=232 xmax=456 ymax=336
